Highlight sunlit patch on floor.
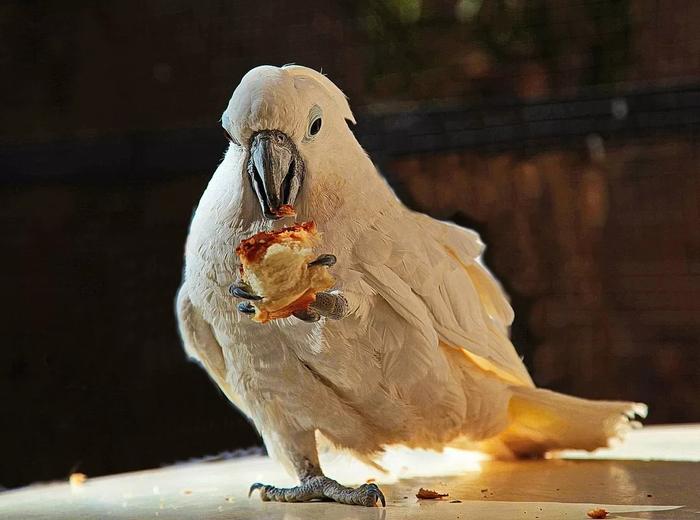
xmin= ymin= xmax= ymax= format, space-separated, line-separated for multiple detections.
xmin=319 ymin=446 xmax=486 ymax=485
xmin=561 ymin=424 xmax=700 ymax=462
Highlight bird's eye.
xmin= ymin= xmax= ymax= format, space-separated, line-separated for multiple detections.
xmin=304 ymin=105 xmax=323 ymax=141
xmin=309 ymin=117 xmax=322 ymax=137
xmin=223 ymin=128 xmax=240 ymax=146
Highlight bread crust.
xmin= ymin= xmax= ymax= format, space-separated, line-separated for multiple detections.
xmin=236 ymin=222 xmax=317 ymax=265
xmin=271 ymin=204 xmax=297 ymax=217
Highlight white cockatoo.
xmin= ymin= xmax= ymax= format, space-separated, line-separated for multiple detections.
xmin=176 ymin=64 xmax=647 ymax=507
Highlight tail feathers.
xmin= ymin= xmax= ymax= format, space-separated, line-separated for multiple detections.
xmin=481 ymin=386 xmax=647 ymax=459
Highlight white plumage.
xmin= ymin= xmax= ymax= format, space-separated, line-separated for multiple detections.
xmin=177 ymin=65 xmax=646 ymax=499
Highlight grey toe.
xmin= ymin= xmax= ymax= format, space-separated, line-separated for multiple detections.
xmin=238 ymin=301 xmax=257 ymax=314
xmin=293 ymin=309 xmax=321 ymax=322
xmin=361 ymin=483 xmax=386 ymax=507
xmin=309 ymin=291 xmax=348 ymax=320
xmin=229 ymin=284 xmax=263 ymax=300
xmin=308 ymin=254 xmax=337 ymax=267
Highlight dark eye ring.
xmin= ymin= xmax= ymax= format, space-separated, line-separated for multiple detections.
xmin=309 ymin=118 xmax=322 ymax=136
xmin=223 ymin=128 xmax=240 ymax=145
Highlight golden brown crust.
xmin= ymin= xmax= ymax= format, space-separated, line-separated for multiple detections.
xmin=271 ymin=204 xmax=297 ymax=217
xmin=235 ymin=222 xmax=316 ymax=265
xmin=587 ymin=509 xmax=608 ymax=519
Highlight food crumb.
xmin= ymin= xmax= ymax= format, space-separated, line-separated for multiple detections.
xmin=647 ymin=494 xmax=653 ymax=498
xmin=182 ymin=490 xmax=192 ymax=495
xmin=416 ymin=488 xmax=449 ymax=499
xmin=225 ymin=497 xmax=234 ymax=502
xmin=366 ymin=478 xmax=376 ymax=483
xmin=587 ymin=508 xmax=608 ymax=519
xmin=450 ymin=500 xmax=462 ymax=503
xmin=271 ymin=204 xmax=296 ymax=217
xmin=159 ymin=504 xmax=165 ymax=509
xmin=480 ymin=488 xmax=488 ymax=492
xmin=69 ymin=473 xmax=87 ymax=486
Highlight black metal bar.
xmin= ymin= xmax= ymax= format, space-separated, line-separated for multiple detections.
xmin=2 ymin=83 xmax=699 ymax=184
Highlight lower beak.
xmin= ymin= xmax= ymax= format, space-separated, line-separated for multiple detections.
xmin=247 ymin=130 xmax=303 ymax=220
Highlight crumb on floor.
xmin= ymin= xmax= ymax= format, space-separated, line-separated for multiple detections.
xmin=416 ymin=488 xmax=449 ymax=499
xmin=69 ymin=473 xmax=87 ymax=486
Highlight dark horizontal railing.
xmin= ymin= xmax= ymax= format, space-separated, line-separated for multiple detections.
xmin=357 ymin=83 xmax=700 ymax=157
xmin=2 ymin=83 xmax=699 ymax=184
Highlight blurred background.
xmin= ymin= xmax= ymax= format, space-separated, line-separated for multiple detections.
xmin=2 ymin=0 xmax=699 ymax=491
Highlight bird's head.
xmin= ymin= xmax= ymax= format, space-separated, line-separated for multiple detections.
xmin=222 ymin=65 xmax=356 ymax=221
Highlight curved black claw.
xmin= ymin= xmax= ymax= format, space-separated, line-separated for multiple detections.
xmin=248 ymin=482 xmax=266 ymax=499
xmin=293 ymin=309 xmax=321 ymax=322
xmin=308 ymin=254 xmax=337 ymax=268
xmin=238 ymin=301 xmax=257 ymax=315
xmin=229 ymin=283 xmax=263 ymax=301
xmin=362 ymin=483 xmax=386 ymax=507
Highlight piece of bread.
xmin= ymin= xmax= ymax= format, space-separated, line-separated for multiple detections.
xmin=235 ymin=221 xmax=335 ymax=323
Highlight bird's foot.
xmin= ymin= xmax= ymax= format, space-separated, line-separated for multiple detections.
xmin=249 ymin=476 xmax=385 ymax=507
xmin=305 ymin=254 xmax=347 ymax=321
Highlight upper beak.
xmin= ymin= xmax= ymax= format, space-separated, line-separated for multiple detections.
xmin=247 ymin=130 xmax=304 ymax=220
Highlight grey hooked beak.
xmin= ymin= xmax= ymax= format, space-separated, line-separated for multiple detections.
xmin=247 ymin=130 xmax=304 ymax=220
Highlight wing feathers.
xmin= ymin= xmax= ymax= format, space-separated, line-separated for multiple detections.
xmin=354 ymin=212 xmax=532 ymax=389
xmin=177 ymin=285 xmax=250 ymax=414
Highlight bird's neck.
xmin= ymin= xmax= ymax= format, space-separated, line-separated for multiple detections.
xmin=192 ymin=148 xmax=275 ymax=243
xmin=300 ymin=145 xmax=399 ymax=224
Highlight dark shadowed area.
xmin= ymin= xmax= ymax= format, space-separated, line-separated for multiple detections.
xmin=1 ymin=0 xmax=699 ymax=490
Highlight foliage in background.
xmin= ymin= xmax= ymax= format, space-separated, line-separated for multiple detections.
xmin=351 ymin=0 xmax=633 ymax=103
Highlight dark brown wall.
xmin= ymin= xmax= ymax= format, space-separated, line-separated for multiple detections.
xmin=5 ymin=0 xmax=700 ymax=145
